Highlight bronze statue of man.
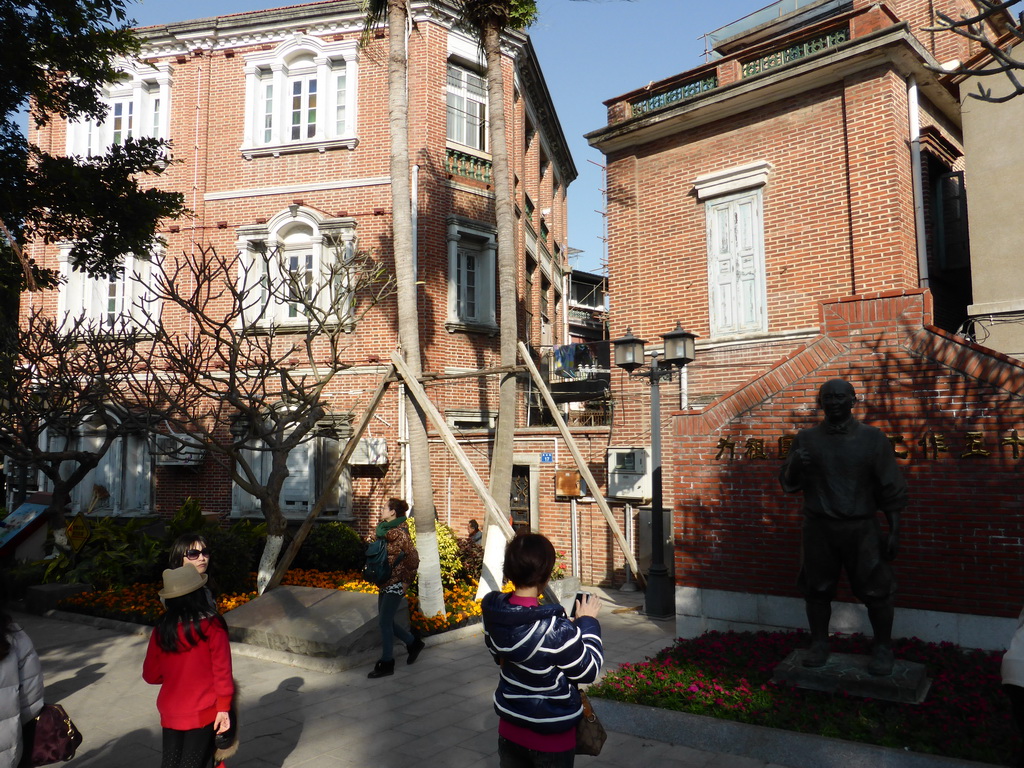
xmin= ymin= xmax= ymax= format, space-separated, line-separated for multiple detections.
xmin=779 ymin=378 xmax=908 ymax=676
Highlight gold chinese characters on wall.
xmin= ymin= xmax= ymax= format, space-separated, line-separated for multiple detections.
xmin=712 ymin=430 xmax=1024 ymax=462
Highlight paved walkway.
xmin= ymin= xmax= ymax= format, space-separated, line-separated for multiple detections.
xmin=15 ymin=586 xmax=798 ymax=768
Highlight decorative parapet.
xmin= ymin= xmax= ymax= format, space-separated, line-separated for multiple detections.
xmin=629 ymin=74 xmax=719 ymax=118
xmin=740 ymin=25 xmax=850 ymax=78
xmin=445 ymin=148 xmax=492 ymax=184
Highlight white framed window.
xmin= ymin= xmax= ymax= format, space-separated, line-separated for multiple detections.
xmin=232 ymin=430 xmax=353 ymax=521
xmin=66 ymin=60 xmax=173 ymax=157
xmin=45 ymin=417 xmax=152 ymax=517
xmin=58 ymin=248 xmax=162 ymax=332
xmin=693 ymin=163 xmax=772 ymax=340
xmin=705 ymin=189 xmax=767 ymax=338
xmin=446 ymin=217 xmax=497 ymax=332
xmin=241 ymin=35 xmax=358 ymax=158
xmin=446 ymin=63 xmax=488 ymax=152
xmin=237 ymin=207 xmax=357 ymax=329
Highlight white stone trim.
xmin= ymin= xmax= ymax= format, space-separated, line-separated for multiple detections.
xmin=693 ymin=160 xmax=772 ymax=200
xmin=969 ymin=298 xmax=1024 ymax=315
xmin=205 ymin=176 xmax=389 ymax=201
xmin=675 ymin=586 xmax=1015 ymax=651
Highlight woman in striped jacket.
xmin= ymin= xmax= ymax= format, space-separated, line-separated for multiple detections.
xmin=482 ymin=533 xmax=603 ymax=767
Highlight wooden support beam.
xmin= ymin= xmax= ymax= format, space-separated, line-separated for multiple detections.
xmin=390 ymin=352 xmax=515 ymax=540
xmin=265 ymin=368 xmax=393 ymax=592
xmin=517 ymin=342 xmax=646 ymax=587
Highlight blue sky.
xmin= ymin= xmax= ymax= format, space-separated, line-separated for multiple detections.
xmin=124 ymin=0 xmax=764 ymax=274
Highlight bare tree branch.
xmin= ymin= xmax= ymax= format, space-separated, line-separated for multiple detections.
xmin=925 ymin=0 xmax=1024 ymax=102
xmin=117 ymin=242 xmax=393 ymax=591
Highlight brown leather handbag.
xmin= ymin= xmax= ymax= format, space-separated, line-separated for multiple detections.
xmin=575 ymin=690 xmax=607 ymax=756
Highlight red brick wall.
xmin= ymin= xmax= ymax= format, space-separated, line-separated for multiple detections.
xmin=670 ymin=291 xmax=1024 ymax=619
xmin=20 ymin=7 xmax=578 ymax=552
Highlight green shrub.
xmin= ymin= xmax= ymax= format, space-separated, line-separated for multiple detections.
xmin=43 ymin=517 xmax=164 ymax=590
xmin=295 ymin=522 xmax=365 ymax=572
xmin=408 ymin=518 xmax=464 ymax=590
xmin=163 ymin=498 xmax=266 ymax=595
xmin=205 ymin=522 xmax=264 ymax=595
xmin=457 ymin=539 xmax=483 ymax=583
xmin=2 ymin=560 xmax=47 ymax=600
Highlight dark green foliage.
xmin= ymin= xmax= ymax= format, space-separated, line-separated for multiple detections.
xmin=591 ymin=630 xmax=1015 ymax=765
xmin=0 ymin=0 xmax=185 ymax=313
xmin=1 ymin=560 xmax=47 ymax=600
xmin=163 ymin=497 xmax=266 ymax=595
xmin=295 ymin=522 xmax=366 ymax=572
xmin=42 ymin=516 xmax=164 ymax=590
xmin=203 ymin=523 xmax=263 ymax=596
xmin=456 ymin=538 xmax=483 ymax=583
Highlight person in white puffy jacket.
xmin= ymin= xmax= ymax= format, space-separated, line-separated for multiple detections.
xmin=1002 ymin=608 xmax=1024 ymax=768
xmin=0 ymin=605 xmax=44 ymax=768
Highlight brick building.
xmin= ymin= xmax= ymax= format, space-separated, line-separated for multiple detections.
xmin=587 ymin=0 xmax=1024 ymax=647
xmin=19 ymin=0 xmax=625 ymax=573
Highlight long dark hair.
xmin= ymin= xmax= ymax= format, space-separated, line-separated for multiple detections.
xmin=155 ymin=588 xmax=226 ymax=653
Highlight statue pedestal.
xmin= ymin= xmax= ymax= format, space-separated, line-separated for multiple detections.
xmin=772 ymin=650 xmax=931 ymax=704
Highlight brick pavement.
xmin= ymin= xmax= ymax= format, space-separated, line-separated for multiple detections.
xmin=12 ymin=589 xmax=797 ymax=768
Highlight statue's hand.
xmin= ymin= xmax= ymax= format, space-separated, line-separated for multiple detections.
xmin=883 ymin=531 xmax=899 ymax=561
xmin=794 ymin=447 xmax=812 ymax=466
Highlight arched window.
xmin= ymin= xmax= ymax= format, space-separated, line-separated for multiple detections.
xmin=65 ymin=59 xmax=173 ymax=157
xmin=241 ymin=35 xmax=359 ymax=158
xmin=58 ymin=247 xmax=163 ymax=333
xmin=236 ymin=206 xmax=357 ymax=328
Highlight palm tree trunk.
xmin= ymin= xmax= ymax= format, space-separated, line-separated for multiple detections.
xmin=386 ymin=0 xmax=445 ymax=618
xmin=484 ymin=20 xmax=518 ymax=534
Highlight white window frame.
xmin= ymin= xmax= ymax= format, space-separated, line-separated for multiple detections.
xmin=57 ymin=247 xmax=162 ymax=333
xmin=705 ymin=189 xmax=767 ymax=339
xmin=236 ymin=207 xmax=357 ymax=329
xmin=47 ymin=417 xmax=152 ymax=518
xmin=446 ymin=62 xmax=488 ymax=153
xmin=694 ymin=162 xmax=772 ymax=340
xmin=241 ymin=35 xmax=358 ymax=158
xmin=446 ymin=217 xmax=497 ymax=332
xmin=66 ymin=60 xmax=173 ymax=157
xmin=231 ymin=431 xmax=353 ymax=521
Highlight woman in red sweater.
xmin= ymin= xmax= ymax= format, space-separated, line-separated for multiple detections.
xmin=144 ymin=564 xmax=234 ymax=768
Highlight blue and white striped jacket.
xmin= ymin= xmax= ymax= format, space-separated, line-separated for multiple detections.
xmin=481 ymin=591 xmax=603 ymax=734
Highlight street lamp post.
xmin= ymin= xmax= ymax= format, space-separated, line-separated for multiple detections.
xmin=613 ymin=323 xmax=696 ymax=620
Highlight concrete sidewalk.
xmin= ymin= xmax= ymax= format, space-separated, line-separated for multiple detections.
xmin=12 ymin=588 xmax=993 ymax=768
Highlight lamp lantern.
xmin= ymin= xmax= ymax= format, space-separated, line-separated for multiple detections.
xmin=612 ymin=328 xmax=647 ymax=373
xmin=661 ymin=322 xmax=697 ymax=368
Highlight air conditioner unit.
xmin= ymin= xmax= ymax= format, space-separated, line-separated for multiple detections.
xmin=152 ymin=434 xmax=206 ymax=467
xmin=350 ymin=437 xmax=388 ymax=466
xmin=606 ymin=446 xmax=651 ymax=500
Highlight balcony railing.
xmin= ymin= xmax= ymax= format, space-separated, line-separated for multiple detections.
xmin=741 ymin=26 xmax=850 ymax=78
xmin=630 ymin=74 xmax=719 ymax=118
xmin=446 ymin=148 xmax=492 ymax=183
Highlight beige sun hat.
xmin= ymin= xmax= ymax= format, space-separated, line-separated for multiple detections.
xmin=159 ymin=564 xmax=208 ymax=600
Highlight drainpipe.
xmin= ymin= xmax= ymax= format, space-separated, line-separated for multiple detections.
xmin=412 ymin=164 xmax=419 ymax=278
xmin=907 ymin=77 xmax=930 ymax=289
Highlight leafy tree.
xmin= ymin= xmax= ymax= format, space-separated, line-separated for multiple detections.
xmin=0 ymin=0 xmax=185 ymax=321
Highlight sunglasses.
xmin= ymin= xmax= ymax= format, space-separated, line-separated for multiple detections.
xmin=184 ymin=548 xmax=210 ymax=560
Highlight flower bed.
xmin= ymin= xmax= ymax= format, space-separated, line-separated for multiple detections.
xmin=56 ymin=569 xmax=483 ymax=636
xmin=589 ymin=629 xmax=1014 ymax=765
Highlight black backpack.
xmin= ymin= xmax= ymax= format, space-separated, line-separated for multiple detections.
xmin=363 ymin=538 xmax=405 ymax=586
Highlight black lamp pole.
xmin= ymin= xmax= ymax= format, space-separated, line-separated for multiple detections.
xmin=613 ymin=323 xmax=697 ymax=621
xmin=645 ymin=350 xmax=674 ymax=619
